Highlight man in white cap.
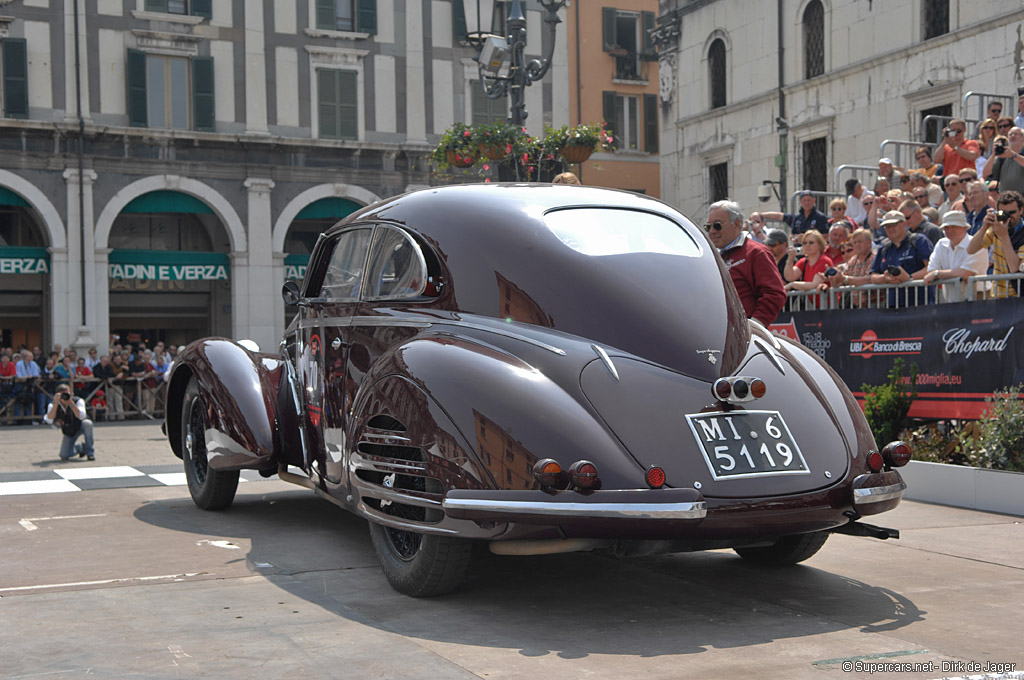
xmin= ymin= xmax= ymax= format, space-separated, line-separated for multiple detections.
xmin=923 ymin=211 xmax=989 ymax=303
xmin=878 ymin=157 xmax=902 ymax=185
xmin=870 ymin=210 xmax=934 ymax=306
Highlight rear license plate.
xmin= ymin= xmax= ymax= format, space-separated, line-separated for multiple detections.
xmin=685 ymin=410 xmax=810 ymax=480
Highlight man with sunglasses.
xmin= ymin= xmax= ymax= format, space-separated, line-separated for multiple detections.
xmin=967 ymin=190 xmax=1024 ymax=298
xmin=983 ymin=126 xmax=1024 ymax=195
xmin=706 ymin=200 xmax=786 ymax=325
xmin=934 ymin=118 xmax=981 ymax=177
xmin=938 ymin=174 xmax=964 ymax=218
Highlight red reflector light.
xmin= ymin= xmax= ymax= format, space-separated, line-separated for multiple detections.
xmin=533 ymin=458 xmax=562 ymax=487
xmin=713 ymin=379 xmax=732 ymax=400
xmin=882 ymin=441 xmax=912 ymax=467
xmin=569 ymin=460 xmax=599 ymax=490
xmin=750 ymin=378 xmax=767 ymax=399
xmin=645 ymin=466 xmax=666 ymax=488
xmin=867 ymin=451 xmax=884 ymax=473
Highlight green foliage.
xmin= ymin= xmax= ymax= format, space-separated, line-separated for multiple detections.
xmin=975 ymin=384 xmax=1024 ymax=472
xmin=861 ymin=358 xmax=918 ymax=447
xmin=474 ymin=120 xmax=523 ymax=152
xmin=429 ymin=121 xmax=478 ymax=170
xmin=900 ymin=421 xmax=982 ymax=466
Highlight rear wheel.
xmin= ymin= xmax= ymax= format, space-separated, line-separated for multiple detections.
xmin=368 ymin=521 xmax=472 ymax=597
xmin=181 ymin=377 xmax=239 ymax=510
xmin=733 ymin=530 xmax=829 ymax=565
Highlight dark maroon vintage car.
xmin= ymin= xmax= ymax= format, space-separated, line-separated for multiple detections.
xmin=164 ymin=184 xmax=910 ymax=596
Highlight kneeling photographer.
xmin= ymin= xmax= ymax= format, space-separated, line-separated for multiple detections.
xmin=43 ymin=383 xmax=96 ymax=461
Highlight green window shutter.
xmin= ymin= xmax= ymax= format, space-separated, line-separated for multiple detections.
xmin=453 ymin=0 xmax=468 ymax=43
xmin=643 ymin=93 xmax=658 ymax=154
xmin=126 ymin=49 xmax=148 ymax=127
xmin=602 ymin=91 xmax=618 ymax=150
xmin=192 ymin=56 xmax=215 ymax=131
xmin=338 ymin=70 xmax=358 ymax=139
xmin=2 ymin=38 xmax=28 ymax=119
xmin=357 ymin=0 xmax=377 ymax=34
xmin=602 ymin=7 xmax=616 ymax=51
xmin=641 ymin=11 xmax=655 ymax=59
xmin=145 ymin=0 xmax=169 ymax=11
xmin=191 ymin=0 xmax=212 ymax=18
xmin=318 ymin=69 xmax=338 ymax=138
xmin=315 ymin=0 xmax=335 ymax=29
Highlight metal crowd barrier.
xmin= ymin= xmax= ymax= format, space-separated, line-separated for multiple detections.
xmin=962 ymin=91 xmax=1014 ymax=123
xmin=788 ymin=189 xmax=845 ymax=216
xmin=878 ymin=139 xmax=937 ymax=170
xmin=834 ymin=164 xmax=877 ymax=193
xmin=785 ymin=273 xmax=1024 ymax=312
xmin=0 ymin=376 xmax=167 ymax=426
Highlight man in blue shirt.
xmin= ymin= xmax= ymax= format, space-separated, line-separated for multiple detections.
xmin=751 ymin=190 xmax=830 ymax=239
xmin=14 ymin=350 xmax=47 ymax=424
xmin=870 ymin=211 xmax=935 ymax=306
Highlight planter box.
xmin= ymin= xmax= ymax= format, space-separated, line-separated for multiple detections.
xmin=899 ymin=460 xmax=1024 ymax=517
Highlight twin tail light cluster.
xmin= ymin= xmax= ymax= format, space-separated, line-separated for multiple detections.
xmin=533 ymin=459 xmax=667 ymax=490
xmin=713 ymin=377 xmax=766 ymax=403
xmin=867 ymin=441 xmax=912 ymax=473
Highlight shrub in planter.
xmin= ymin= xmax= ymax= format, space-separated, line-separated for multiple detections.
xmin=975 ymin=385 xmax=1024 ymax=472
xmin=901 ymin=421 xmax=981 ymax=466
xmin=861 ymin=358 xmax=918 ymax=448
xmin=431 ymin=122 xmax=479 ymax=171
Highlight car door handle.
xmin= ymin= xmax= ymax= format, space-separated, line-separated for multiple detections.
xmin=331 ymin=338 xmax=343 ymax=350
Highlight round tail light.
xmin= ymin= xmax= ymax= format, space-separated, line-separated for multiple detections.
xmin=645 ymin=466 xmax=666 ymax=489
xmin=533 ymin=459 xmax=563 ymax=487
xmin=882 ymin=441 xmax=912 ymax=467
xmin=750 ymin=378 xmax=767 ymax=399
xmin=713 ymin=379 xmax=732 ymax=400
xmin=867 ymin=450 xmax=885 ymax=473
xmin=732 ymin=379 xmax=749 ymax=399
xmin=569 ymin=460 xmax=599 ymax=490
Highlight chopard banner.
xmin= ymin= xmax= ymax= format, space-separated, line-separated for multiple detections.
xmin=768 ymin=300 xmax=1024 ymax=419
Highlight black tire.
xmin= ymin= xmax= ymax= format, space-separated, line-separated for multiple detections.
xmin=733 ymin=530 xmax=830 ymax=565
xmin=368 ymin=520 xmax=472 ymax=597
xmin=181 ymin=377 xmax=239 ymax=511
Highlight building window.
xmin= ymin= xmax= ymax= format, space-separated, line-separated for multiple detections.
xmin=803 ymin=0 xmax=824 ymax=79
xmin=143 ymin=0 xmax=212 ymax=17
xmin=315 ymin=0 xmax=378 ymax=34
xmin=126 ymin=51 xmax=214 ymax=131
xmin=471 ymin=86 xmax=506 ymax=126
xmin=608 ymin=94 xmax=639 ymax=150
xmin=1 ymin=38 xmax=28 ymax=119
xmin=708 ymin=38 xmax=726 ymax=109
xmin=317 ymin=69 xmax=358 ymax=140
xmin=147 ymin=55 xmax=191 ymax=130
xmin=922 ymin=0 xmax=949 ymax=40
xmin=710 ymin=163 xmax=729 ymax=203
xmin=802 ymin=137 xmax=828 ymax=205
xmin=920 ymin=103 xmax=953 ymax=144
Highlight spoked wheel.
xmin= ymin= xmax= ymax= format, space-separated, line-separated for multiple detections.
xmin=181 ymin=377 xmax=239 ymax=510
xmin=733 ymin=530 xmax=830 ymax=565
xmin=368 ymin=497 xmax=472 ymax=597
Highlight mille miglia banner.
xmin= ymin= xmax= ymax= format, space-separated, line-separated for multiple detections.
xmin=768 ymin=299 xmax=1024 ymax=419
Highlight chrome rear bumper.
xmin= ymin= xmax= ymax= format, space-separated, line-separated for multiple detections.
xmin=443 ymin=488 xmax=706 ymax=523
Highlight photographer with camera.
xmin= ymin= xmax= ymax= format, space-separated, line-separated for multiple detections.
xmin=967 ymin=190 xmax=1024 ymax=298
xmin=43 ymin=383 xmax=96 ymax=461
xmin=870 ymin=210 xmax=934 ymax=306
xmin=982 ymin=127 xmax=1024 ymax=195
xmin=933 ymin=119 xmax=981 ymax=177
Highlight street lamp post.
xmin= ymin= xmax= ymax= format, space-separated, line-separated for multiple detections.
xmin=468 ymin=0 xmax=568 ymax=126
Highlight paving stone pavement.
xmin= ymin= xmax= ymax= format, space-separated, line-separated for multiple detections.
xmin=0 ymin=420 xmax=174 ymax=475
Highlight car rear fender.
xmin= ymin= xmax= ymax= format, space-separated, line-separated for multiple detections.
xmin=165 ymin=339 xmax=282 ymax=471
xmin=356 ymin=335 xmax=648 ymax=491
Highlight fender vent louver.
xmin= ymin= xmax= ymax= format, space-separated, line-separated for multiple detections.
xmin=355 ymin=442 xmax=443 ymax=523
xmin=367 ymin=414 xmax=407 ymax=432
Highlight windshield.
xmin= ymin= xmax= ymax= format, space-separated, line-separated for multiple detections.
xmin=543 ymin=208 xmax=701 ymax=257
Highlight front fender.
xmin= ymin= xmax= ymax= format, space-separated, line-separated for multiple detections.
xmin=165 ymin=338 xmax=282 ymax=471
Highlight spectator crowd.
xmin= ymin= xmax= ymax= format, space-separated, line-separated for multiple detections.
xmin=0 ymin=340 xmax=182 ymax=425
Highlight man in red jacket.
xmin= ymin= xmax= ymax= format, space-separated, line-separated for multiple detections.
xmin=706 ymin=200 xmax=787 ymax=325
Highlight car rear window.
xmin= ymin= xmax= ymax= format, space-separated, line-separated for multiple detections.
xmin=543 ymin=208 xmax=700 ymax=257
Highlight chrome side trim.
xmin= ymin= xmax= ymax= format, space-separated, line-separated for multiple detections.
xmin=752 ymin=336 xmax=786 ymax=376
xmin=591 ymin=344 xmax=620 ymax=381
xmin=437 ymin=321 xmax=567 ymax=355
xmin=350 ymin=316 xmax=433 ymax=328
xmin=749 ymin=318 xmax=782 ymax=349
xmin=853 ymin=481 xmax=907 ymax=504
xmin=364 ymin=486 xmax=443 ymax=508
xmin=442 ymin=497 xmax=707 ymax=520
xmin=359 ymin=432 xmax=413 ymax=445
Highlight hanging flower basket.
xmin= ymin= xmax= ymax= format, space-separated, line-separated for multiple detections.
xmin=560 ymin=144 xmax=595 ymax=164
xmin=446 ymin=149 xmax=479 ymax=168
xmin=478 ymin=144 xmax=509 ymax=160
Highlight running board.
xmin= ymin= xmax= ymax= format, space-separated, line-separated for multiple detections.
xmin=831 ymin=521 xmax=899 ymax=540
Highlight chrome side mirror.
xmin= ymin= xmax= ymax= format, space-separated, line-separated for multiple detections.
xmin=282 ymin=280 xmax=302 ymax=306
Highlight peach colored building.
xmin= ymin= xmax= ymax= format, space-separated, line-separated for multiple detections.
xmin=565 ymin=1 xmax=661 ymax=197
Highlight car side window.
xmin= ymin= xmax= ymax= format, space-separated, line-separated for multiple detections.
xmin=319 ymin=228 xmax=372 ymax=300
xmin=363 ymin=227 xmax=428 ymax=300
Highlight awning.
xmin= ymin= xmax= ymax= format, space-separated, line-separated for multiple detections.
xmin=295 ymin=197 xmax=362 ymax=220
xmin=122 ymin=191 xmax=214 ymax=214
xmin=0 ymin=187 xmax=30 ymax=208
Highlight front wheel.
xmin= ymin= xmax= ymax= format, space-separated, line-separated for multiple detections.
xmin=733 ymin=530 xmax=829 ymax=565
xmin=181 ymin=377 xmax=239 ymax=510
xmin=368 ymin=521 xmax=472 ymax=597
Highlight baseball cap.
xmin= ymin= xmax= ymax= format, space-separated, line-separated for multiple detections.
xmin=879 ymin=157 xmax=893 ymax=165
xmin=940 ymin=211 xmax=969 ymax=229
xmin=764 ymin=229 xmax=788 ymax=246
xmin=798 ymin=190 xmax=814 ymax=198
xmin=880 ymin=210 xmax=906 ymax=227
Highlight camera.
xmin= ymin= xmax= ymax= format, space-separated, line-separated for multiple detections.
xmin=886 ymin=265 xmax=902 ymax=276
xmin=824 ymin=267 xmax=838 ymax=277
xmin=994 ymin=141 xmax=1007 ymax=155
xmin=946 ymin=129 xmax=957 ymax=137
xmin=757 ymin=184 xmax=772 ymax=203
xmin=60 ymin=391 xmax=70 ymax=401
xmin=997 ymin=210 xmax=1013 ymax=222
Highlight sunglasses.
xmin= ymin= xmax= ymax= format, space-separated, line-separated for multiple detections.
xmin=830 ymin=207 xmax=844 ymax=211
xmin=703 ymin=221 xmax=725 ymax=232
xmin=998 ymin=123 xmax=1013 ymax=129
xmin=914 ymin=194 xmax=928 ymax=200
xmin=841 ymin=245 xmax=854 ymax=253
xmin=983 ymin=126 xmax=996 ymax=131
xmin=945 ymin=180 xmax=960 ymax=186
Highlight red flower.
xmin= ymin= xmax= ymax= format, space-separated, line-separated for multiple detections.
xmin=463 ymin=130 xmax=471 ymax=137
